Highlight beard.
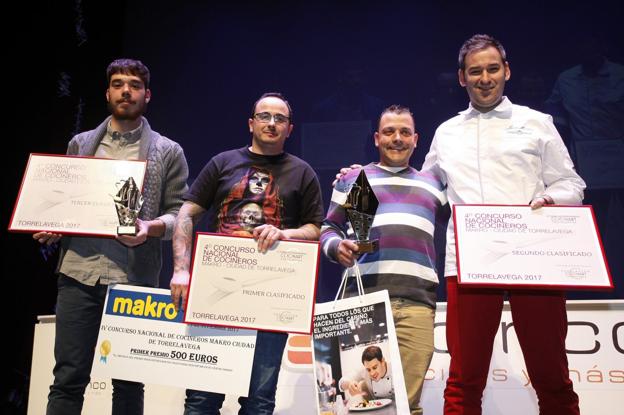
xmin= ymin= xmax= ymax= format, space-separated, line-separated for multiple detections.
xmin=107 ymin=99 xmax=147 ymax=121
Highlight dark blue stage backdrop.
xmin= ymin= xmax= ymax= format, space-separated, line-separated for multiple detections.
xmin=4 ymin=1 xmax=622 ymax=413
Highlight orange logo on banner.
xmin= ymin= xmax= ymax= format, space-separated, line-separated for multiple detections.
xmin=282 ymin=334 xmax=313 ymax=371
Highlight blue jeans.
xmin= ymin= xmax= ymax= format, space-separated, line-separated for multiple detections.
xmin=46 ymin=275 xmax=144 ymax=415
xmin=184 ymin=330 xmax=288 ymax=415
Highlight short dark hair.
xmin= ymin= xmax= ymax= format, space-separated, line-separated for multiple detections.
xmin=377 ymin=104 xmax=414 ymax=130
xmin=251 ymin=92 xmax=293 ymax=122
xmin=458 ymin=34 xmax=507 ymax=70
xmin=361 ymin=345 xmax=384 ymax=363
xmin=107 ymin=59 xmax=150 ymax=89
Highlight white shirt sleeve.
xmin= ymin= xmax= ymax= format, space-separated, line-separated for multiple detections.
xmin=422 ymin=131 xmax=447 ymax=186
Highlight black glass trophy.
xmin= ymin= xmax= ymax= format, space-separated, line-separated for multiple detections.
xmin=343 ymin=170 xmax=379 ymax=253
xmin=112 ymin=177 xmax=143 ymax=235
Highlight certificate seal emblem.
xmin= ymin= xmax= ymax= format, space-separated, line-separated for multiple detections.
xmin=280 ymin=250 xmax=305 ymax=263
xmin=99 ymin=339 xmax=112 ymax=363
xmin=276 ymin=311 xmax=296 ymax=324
xmin=563 ymin=267 xmax=589 ymax=279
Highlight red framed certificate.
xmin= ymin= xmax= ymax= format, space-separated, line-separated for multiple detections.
xmin=453 ymin=204 xmax=613 ymax=290
xmin=8 ymin=154 xmax=146 ymax=237
xmin=184 ymin=233 xmax=320 ymax=334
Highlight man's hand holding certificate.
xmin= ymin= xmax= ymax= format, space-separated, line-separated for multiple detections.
xmin=453 ymin=205 xmax=612 ymax=290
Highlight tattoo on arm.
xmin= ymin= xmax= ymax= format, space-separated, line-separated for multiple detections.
xmin=172 ymin=202 xmax=206 ymax=273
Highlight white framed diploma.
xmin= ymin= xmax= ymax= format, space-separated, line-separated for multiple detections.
xmin=453 ymin=205 xmax=613 ymax=290
xmin=184 ymin=233 xmax=321 ymax=334
xmin=8 ymin=154 xmax=146 ymax=237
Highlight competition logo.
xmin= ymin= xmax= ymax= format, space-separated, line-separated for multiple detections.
xmin=99 ymin=340 xmax=111 ymax=363
xmin=276 ymin=310 xmax=297 ymax=324
xmin=563 ymin=267 xmax=590 ymax=279
xmin=548 ymin=215 xmax=578 ymax=224
xmin=280 ymin=249 xmax=306 ymax=263
xmin=105 ymin=289 xmax=183 ymax=323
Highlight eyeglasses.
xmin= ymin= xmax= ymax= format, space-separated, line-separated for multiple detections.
xmin=253 ymin=112 xmax=290 ymax=124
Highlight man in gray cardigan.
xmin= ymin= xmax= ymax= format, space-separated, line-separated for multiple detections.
xmin=34 ymin=58 xmax=189 ymax=415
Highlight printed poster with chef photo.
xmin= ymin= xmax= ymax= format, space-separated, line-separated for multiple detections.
xmin=312 ymin=290 xmax=409 ymax=414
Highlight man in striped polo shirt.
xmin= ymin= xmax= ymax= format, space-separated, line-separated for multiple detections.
xmin=321 ymin=104 xmax=447 ymax=415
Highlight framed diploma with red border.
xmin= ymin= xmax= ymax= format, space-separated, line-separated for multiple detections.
xmin=184 ymin=233 xmax=320 ymax=334
xmin=453 ymin=205 xmax=613 ymax=290
xmin=9 ymin=154 xmax=146 ymax=237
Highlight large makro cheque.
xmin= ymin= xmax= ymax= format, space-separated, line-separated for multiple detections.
xmin=92 ymin=285 xmax=257 ymax=396
xmin=9 ymin=154 xmax=146 ymax=236
xmin=453 ymin=205 xmax=612 ymax=290
xmin=185 ymin=233 xmax=320 ymax=333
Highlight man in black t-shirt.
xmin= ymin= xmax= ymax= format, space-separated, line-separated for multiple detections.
xmin=170 ymin=92 xmax=324 ymax=415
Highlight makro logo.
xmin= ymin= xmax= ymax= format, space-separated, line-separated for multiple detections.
xmin=105 ymin=290 xmax=183 ymax=322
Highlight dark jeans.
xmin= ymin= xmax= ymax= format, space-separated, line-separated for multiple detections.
xmin=184 ymin=330 xmax=288 ymax=415
xmin=46 ymin=275 xmax=144 ymax=415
